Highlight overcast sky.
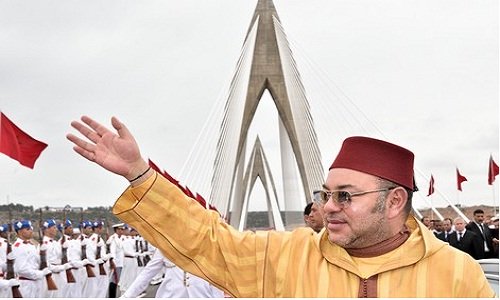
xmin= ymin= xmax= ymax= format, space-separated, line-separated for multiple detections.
xmin=0 ymin=0 xmax=498 ymax=214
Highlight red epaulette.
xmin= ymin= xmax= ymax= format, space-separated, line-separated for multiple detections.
xmin=14 ymin=242 xmax=20 ymax=247
xmin=44 ymin=241 xmax=48 ymax=244
xmin=91 ymin=237 xmax=96 ymax=241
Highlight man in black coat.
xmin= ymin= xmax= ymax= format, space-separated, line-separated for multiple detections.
xmin=465 ymin=209 xmax=495 ymax=258
xmin=436 ymin=217 xmax=454 ymax=243
xmin=449 ymin=217 xmax=484 ymax=260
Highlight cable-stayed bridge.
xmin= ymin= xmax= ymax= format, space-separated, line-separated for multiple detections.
xmin=174 ymin=0 xmax=496 ymax=230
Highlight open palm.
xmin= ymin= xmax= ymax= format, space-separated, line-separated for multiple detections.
xmin=67 ymin=116 xmax=145 ymax=179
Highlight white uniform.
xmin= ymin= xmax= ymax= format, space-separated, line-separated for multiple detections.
xmin=119 ymin=235 xmax=140 ymax=293
xmin=0 ymin=237 xmax=8 ymax=298
xmin=123 ymin=250 xmax=224 ymax=298
xmin=80 ymin=233 xmax=100 ymax=298
xmin=41 ymin=235 xmax=64 ymax=298
xmin=11 ymin=238 xmax=44 ymax=298
xmin=0 ymin=278 xmax=20 ymax=297
xmin=107 ymin=232 xmax=124 ymax=285
xmin=58 ymin=234 xmax=81 ymax=298
xmin=89 ymin=233 xmax=108 ymax=298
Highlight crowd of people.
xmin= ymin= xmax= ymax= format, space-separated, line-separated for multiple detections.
xmin=0 ymin=218 xmax=223 ymax=298
xmin=420 ymin=210 xmax=499 ymax=259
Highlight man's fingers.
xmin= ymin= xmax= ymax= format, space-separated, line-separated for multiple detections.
xmin=66 ymin=133 xmax=96 ymax=154
xmin=70 ymin=121 xmax=101 ymax=144
xmin=81 ymin=115 xmax=111 ymax=138
xmin=111 ymin=116 xmax=133 ymax=140
xmin=73 ymin=146 xmax=96 ymax=162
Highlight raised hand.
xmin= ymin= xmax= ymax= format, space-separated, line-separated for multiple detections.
xmin=67 ymin=116 xmax=149 ymax=181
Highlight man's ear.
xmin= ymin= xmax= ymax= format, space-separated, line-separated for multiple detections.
xmin=386 ymin=187 xmax=408 ymax=219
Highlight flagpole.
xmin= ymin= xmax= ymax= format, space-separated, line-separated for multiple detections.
xmin=430 ymin=195 xmax=434 ymax=221
xmin=492 ymin=184 xmax=497 ymax=216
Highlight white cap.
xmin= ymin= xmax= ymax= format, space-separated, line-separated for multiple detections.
xmin=112 ymin=223 xmax=125 ymax=229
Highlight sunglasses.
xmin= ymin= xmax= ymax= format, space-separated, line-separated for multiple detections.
xmin=312 ymin=187 xmax=396 ymax=208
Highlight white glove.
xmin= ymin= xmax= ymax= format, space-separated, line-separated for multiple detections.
xmin=42 ymin=268 xmax=52 ymax=276
xmin=81 ymin=259 xmax=91 ymax=266
xmin=95 ymin=258 xmax=104 ymax=265
xmin=102 ymin=253 xmax=112 ymax=261
xmin=35 ymin=269 xmax=50 ymax=280
xmin=8 ymin=278 xmax=20 ymax=287
xmin=70 ymin=260 xmax=83 ymax=269
xmin=49 ymin=265 xmax=65 ymax=273
xmin=6 ymin=252 xmax=15 ymax=261
xmin=80 ymin=239 xmax=88 ymax=246
xmin=62 ymin=241 xmax=69 ymax=248
xmin=63 ymin=263 xmax=73 ymax=270
xmin=133 ymin=253 xmax=139 ymax=258
xmin=97 ymin=241 xmax=105 ymax=248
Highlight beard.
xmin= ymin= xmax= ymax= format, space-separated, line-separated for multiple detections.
xmin=327 ymin=196 xmax=388 ymax=249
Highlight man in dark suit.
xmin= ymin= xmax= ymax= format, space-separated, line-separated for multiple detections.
xmin=449 ymin=217 xmax=484 ymax=260
xmin=465 ymin=209 xmax=495 ymax=258
xmin=436 ymin=217 xmax=454 ymax=243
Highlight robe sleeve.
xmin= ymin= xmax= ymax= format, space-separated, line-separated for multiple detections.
xmin=112 ymin=172 xmax=272 ymax=297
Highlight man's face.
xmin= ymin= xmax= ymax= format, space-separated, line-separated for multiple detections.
xmin=64 ymin=226 xmax=73 ymax=236
xmin=422 ymin=217 xmax=431 ymax=227
xmin=443 ymin=220 xmax=452 ymax=232
xmin=116 ymin=228 xmax=124 ymax=237
xmin=18 ymin=227 xmax=33 ymax=240
xmin=433 ymin=221 xmax=443 ymax=232
xmin=45 ymin=226 xmax=57 ymax=238
xmin=454 ymin=219 xmax=466 ymax=231
xmin=93 ymin=227 xmax=103 ymax=235
xmin=83 ymin=226 xmax=93 ymax=236
xmin=322 ymin=168 xmax=391 ymax=249
xmin=308 ymin=203 xmax=324 ymax=233
xmin=474 ymin=213 xmax=484 ymax=224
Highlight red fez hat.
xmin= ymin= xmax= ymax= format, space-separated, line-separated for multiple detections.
xmin=329 ymin=136 xmax=415 ymax=190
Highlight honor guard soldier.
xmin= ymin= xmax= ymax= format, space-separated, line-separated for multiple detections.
xmin=79 ymin=220 xmax=99 ymax=297
xmin=90 ymin=220 xmax=108 ymax=297
xmin=41 ymin=218 xmax=68 ymax=298
xmin=12 ymin=220 xmax=52 ymax=298
xmin=107 ymin=222 xmax=125 ymax=298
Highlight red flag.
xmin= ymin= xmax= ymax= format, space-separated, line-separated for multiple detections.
xmin=427 ymin=175 xmax=434 ymax=196
xmin=456 ymin=168 xmax=467 ymax=191
xmin=0 ymin=112 xmax=47 ymax=169
xmin=488 ymin=155 xmax=499 ymax=185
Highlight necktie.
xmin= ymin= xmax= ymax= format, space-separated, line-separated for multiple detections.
xmin=458 ymin=232 xmax=463 ymax=241
xmin=479 ymin=224 xmax=486 ymax=238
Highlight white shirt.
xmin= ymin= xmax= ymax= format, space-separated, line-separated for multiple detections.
xmin=107 ymin=233 xmax=124 ymax=267
xmin=11 ymin=238 xmax=41 ymax=280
